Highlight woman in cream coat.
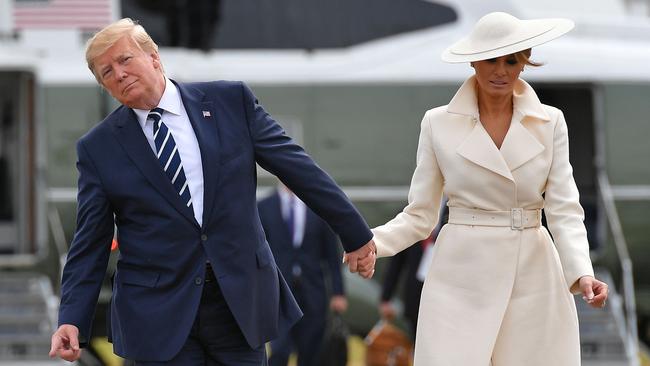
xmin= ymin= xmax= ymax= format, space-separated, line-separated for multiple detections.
xmin=370 ymin=12 xmax=609 ymax=365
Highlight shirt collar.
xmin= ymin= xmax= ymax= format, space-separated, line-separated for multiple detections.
xmin=446 ymin=75 xmax=550 ymax=122
xmin=132 ymin=77 xmax=183 ymax=129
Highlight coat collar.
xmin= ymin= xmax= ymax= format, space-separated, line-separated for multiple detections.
xmin=450 ymin=76 xmax=547 ymax=182
xmin=446 ymin=76 xmax=550 ymax=121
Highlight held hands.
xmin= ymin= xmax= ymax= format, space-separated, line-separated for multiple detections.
xmin=49 ymin=324 xmax=82 ymax=361
xmin=343 ymin=239 xmax=377 ymax=279
xmin=579 ymin=275 xmax=609 ymax=308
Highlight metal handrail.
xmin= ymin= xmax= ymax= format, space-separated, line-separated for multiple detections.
xmin=597 ymin=171 xmax=639 ymax=365
xmin=47 ymin=206 xmax=68 ymax=281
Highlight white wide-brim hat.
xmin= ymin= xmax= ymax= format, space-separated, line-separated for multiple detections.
xmin=441 ymin=12 xmax=574 ymax=63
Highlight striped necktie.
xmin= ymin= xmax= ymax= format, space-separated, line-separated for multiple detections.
xmin=148 ymin=108 xmax=193 ymax=209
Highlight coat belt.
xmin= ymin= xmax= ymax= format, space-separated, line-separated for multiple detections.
xmin=448 ymin=207 xmax=542 ymax=230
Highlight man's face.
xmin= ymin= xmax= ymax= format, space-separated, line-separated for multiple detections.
xmin=94 ymin=35 xmax=165 ymax=109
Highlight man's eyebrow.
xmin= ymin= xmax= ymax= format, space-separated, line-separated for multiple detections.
xmin=98 ymin=52 xmax=132 ymax=71
xmin=116 ymin=52 xmax=133 ymax=60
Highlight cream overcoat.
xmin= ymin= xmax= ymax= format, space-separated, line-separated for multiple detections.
xmin=372 ymin=76 xmax=595 ymax=366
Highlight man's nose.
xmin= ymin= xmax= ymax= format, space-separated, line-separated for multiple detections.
xmin=114 ymin=66 xmax=128 ymax=81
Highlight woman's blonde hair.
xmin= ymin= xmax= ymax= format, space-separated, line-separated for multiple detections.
xmin=513 ymin=48 xmax=543 ymax=67
xmin=85 ymin=18 xmax=160 ymax=81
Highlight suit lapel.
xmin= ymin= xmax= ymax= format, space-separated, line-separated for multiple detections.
xmin=174 ymin=81 xmax=221 ymax=226
xmin=456 ymin=118 xmax=514 ymax=181
xmin=112 ymin=107 xmax=199 ymax=228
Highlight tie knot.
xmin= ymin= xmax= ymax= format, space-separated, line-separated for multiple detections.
xmin=147 ymin=107 xmax=164 ymax=124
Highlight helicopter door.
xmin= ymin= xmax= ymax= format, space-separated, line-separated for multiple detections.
xmin=534 ymin=83 xmax=601 ymax=251
xmin=0 ymin=72 xmax=36 ymax=255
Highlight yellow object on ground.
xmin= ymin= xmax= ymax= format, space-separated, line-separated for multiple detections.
xmin=90 ymin=337 xmax=123 ymax=366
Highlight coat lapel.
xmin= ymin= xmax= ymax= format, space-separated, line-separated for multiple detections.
xmin=500 ymin=80 xmax=550 ymax=171
xmin=449 ymin=76 xmax=550 ymax=181
xmin=499 ymin=115 xmax=545 ymax=172
xmin=456 ymin=119 xmax=514 ymax=181
xmin=174 ymin=81 xmax=221 ymax=227
xmin=112 ymin=107 xmax=199 ymax=228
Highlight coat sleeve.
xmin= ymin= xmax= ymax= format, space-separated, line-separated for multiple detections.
xmin=241 ymin=82 xmax=372 ymax=252
xmin=544 ymin=110 xmax=594 ymax=292
xmin=371 ymin=111 xmax=444 ymax=257
xmin=57 ymin=139 xmax=114 ymax=345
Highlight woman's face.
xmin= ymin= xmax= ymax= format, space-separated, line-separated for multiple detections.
xmin=471 ymin=54 xmax=523 ymax=98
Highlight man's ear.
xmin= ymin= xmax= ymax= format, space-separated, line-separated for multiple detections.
xmin=151 ymin=51 xmax=162 ymax=69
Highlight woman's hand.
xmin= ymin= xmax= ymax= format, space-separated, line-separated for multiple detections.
xmin=379 ymin=301 xmax=397 ymax=321
xmin=578 ymin=275 xmax=608 ymax=308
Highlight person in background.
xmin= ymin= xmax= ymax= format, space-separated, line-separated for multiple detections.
xmin=258 ymin=184 xmax=348 ymax=366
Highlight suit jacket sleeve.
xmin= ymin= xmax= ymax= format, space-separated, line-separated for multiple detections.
xmin=371 ymin=111 xmax=444 ymax=257
xmin=57 ymin=139 xmax=114 ymax=345
xmin=544 ymin=110 xmax=594 ymax=292
xmin=241 ymin=82 xmax=372 ymax=252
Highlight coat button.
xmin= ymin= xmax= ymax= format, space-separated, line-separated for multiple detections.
xmin=201 ymin=234 xmax=208 ymax=241
xmin=195 ymin=277 xmax=203 ymax=285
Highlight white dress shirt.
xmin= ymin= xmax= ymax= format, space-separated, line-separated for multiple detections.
xmin=132 ymin=78 xmax=205 ymax=226
xmin=278 ymin=188 xmax=306 ymax=247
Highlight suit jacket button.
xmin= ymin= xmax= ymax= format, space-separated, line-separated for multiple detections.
xmin=201 ymin=234 xmax=208 ymax=241
xmin=195 ymin=277 xmax=203 ymax=285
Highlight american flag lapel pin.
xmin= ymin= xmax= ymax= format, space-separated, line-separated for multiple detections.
xmin=202 ymin=110 xmax=211 ymax=118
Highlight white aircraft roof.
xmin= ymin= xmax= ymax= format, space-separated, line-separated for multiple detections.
xmin=2 ymin=0 xmax=650 ymax=85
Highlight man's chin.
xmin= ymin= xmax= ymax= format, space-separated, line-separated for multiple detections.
xmin=118 ymin=92 xmax=141 ymax=109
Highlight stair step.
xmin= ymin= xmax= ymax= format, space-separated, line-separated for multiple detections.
xmin=580 ymin=340 xmax=628 ymax=359
xmin=0 ymin=334 xmax=51 ymax=344
xmin=0 ymin=339 xmax=52 ymax=361
xmin=0 ymin=315 xmax=53 ymax=337
xmin=0 ymin=362 xmax=70 ymax=366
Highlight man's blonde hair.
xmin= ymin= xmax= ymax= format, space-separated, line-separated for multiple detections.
xmin=85 ymin=18 xmax=160 ymax=81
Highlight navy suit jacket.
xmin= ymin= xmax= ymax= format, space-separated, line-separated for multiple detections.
xmin=258 ymin=191 xmax=344 ymax=303
xmin=57 ymin=80 xmax=372 ymax=362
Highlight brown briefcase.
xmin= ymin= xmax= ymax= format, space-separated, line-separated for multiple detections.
xmin=364 ymin=320 xmax=413 ymax=366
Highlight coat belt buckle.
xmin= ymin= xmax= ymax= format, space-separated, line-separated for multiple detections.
xmin=511 ymin=208 xmax=524 ymax=230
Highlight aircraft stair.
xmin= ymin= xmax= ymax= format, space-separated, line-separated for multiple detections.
xmin=581 ymin=269 xmax=638 ymax=366
xmin=0 ymin=272 xmax=68 ymax=365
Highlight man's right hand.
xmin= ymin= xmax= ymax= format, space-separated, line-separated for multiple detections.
xmin=49 ymin=324 xmax=82 ymax=361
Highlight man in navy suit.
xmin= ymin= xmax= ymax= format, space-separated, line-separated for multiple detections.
xmin=48 ymin=18 xmax=376 ymax=365
xmin=258 ymin=185 xmax=348 ymax=366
